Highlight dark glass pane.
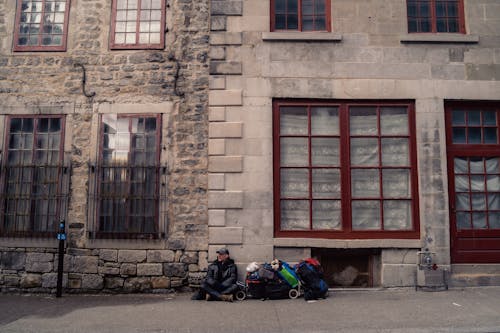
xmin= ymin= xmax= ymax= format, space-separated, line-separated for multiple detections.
xmin=19 ymin=23 xmax=29 ymax=33
xmin=315 ymin=0 xmax=325 ymax=14
xmin=303 ymin=17 xmax=313 ymax=31
xmin=302 ymin=0 xmax=313 ymax=15
xmin=275 ymin=0 xmax=286 ymax=12
xmin=484 ymin=128 xmax=497 ymax=144
xmin=315 ymin=17 xmax=326 ymax=30
xmin=452 ymin=111 xmax=466 ymax=125
xmin=287 ymin=0 xmax=298 ymax=12
xmin=43 ymin=24 xmax=53 ymax=33
xmin=10 ymin=119 xmax=22 ymax=133
xmin=453 ymin=128 xmax=466 ymax=143
xmin=50 ymin=118 xmax=61 ymax=132
xmin=483 ymin=112 xmax=496 ymax=125
xmin=407 ymin=3 xmax=417 ymax=16
xmin=447 ymin=1 xmax=458 ymax=16
xmin=448 ymin=19 xmax=458 ymax=32
xmin=436 ymin=18 xmax=446 ymax=32
xmin=419 ymin=2 xmax=430 ymax=16
xmin=18 ymin=37 xmax=28 ymax=45
xmin=436 ymin=1 xmax=446 ymax=17
xmin=276 ymin=14 xmax=286 ymax=29
xmin=468 ymin=111 xmax=481 ymax=125
xmin=288 ymin=14 xmax=298 ymax=29
xmin=468 ymin=128 xmax=481 ymax=144
xmin=22 ymin=118 xmax=34 ymax=132
xmin=145 ymin=118 xmax=156 ymax=132
xmin=408 ymin=19 xmax=418 ymax=32
xmin=420 ymin=19 xmax=431 ymax=32
xmin=42 ymin=35 xmax=52 ymax=45
xmin=38 ymin=118 xmax=49 ymax=132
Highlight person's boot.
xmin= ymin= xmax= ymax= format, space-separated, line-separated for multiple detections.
xmin=220 ymin=294 xmax=233 ymax=302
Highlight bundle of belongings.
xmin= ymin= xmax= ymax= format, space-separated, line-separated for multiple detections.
xmin=295 ymin=258 xmax=329 ymax=301
xmin=241 ymin=257 xmax=328 ymax=301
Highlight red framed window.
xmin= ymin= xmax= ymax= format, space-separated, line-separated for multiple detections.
xmin=13 ymin=0 xmax=71 ymax=51
xmin=0 ymin=116 xmax=68 ymax=237
xmin=94 ymin=114 xmax=161 ymax=239
xmin=271 ymin=0 xmax=331 ymax=32
xmin=273 ymin=100 xmax=419 ymax=239
xmin=407 ymin=0 xmax=465 ymax=33
xmin=110 ymin=0 xmax=166 ymax=50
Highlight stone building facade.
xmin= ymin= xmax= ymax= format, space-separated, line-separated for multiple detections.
xmin=0 ymin=0 xmax=210 ymax=293
xmin=208 ymin=0 xmax=500 ymax=288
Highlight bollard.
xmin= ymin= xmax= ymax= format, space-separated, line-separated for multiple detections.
xmin=56 ymin=221 xmax=66 ymax=298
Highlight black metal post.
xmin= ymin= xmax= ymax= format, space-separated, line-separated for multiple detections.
xmin=56 ymin=220 xmax=66 ymax=298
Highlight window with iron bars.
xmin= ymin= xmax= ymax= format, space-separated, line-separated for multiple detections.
xmin=88 ymin=114 xmax=166 ymax=239
xmin=0 ymin=116 xmax=70 ymax=237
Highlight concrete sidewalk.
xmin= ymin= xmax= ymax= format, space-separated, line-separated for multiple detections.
xmin=1 ymin=287 xmax=500 ymax=333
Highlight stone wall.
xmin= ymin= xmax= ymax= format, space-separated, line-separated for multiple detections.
xmin=0 ymin=0 xmax=210 ymax=293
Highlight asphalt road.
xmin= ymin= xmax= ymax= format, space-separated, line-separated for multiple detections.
xmin=1 ymin=287 xmax=500 ymax=333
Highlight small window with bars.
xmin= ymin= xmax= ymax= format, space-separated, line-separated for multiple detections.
xmin=407 ymin=0 xmax=465 ymax=33
xmin=14 ymin=0 xmax=71 ymax=51
xmin=89 ymin=114 xmax=165 ymax=239
xmin=0 ymin=116 xmax=69 ymax=237
xmin=110 ymin=0 xmax=166 ymax=49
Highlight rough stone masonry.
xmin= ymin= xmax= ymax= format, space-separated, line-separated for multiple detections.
xmin=0 ymin=0 xmax=210 ymax=293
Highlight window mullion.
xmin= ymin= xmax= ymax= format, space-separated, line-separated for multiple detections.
xmin=431 ymin=0 xmax=437 ymax=33
xmin=298 ymin=0 xmax=302 ymax=31
xmin=136 ymin=0 xmax=141 ymax=45
xmin=308 ymin=106 xmax=313 ymax=231
xmin=377 ymin=106 xmax=384 ymax=231
xmin=340 ymin=104 xmax=352 ymax=232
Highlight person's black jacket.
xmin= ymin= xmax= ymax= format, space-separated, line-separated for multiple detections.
xmin=204 ymin=258 xmax=237 ymax=289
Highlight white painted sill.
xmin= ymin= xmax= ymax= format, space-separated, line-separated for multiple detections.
xmin=400 ymin=33 xmax=479 ymax=44
xmin=262 ymin=32 xmax=343 ymax=42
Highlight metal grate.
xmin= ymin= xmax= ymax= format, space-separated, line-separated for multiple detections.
xmin=0 ymin=164 xmax=70 ymax=237
xmin=87 ymin=164 xmax=167 ymax=239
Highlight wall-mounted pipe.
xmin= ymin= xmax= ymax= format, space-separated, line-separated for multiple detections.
xmin=73 ymin=63 xmax=96 ymax=98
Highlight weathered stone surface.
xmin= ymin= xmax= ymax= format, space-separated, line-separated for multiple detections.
xmin=98 ymin=266 xmax=120 ymax=275
xmin=3 ymin=275 xmax=20 ymax=287
xmin=137 ymin=263 xmax=163 ymax=276
xmin=120 ymin=264 xmax=137 ymax=276
xmin=151 ymin=276 xmax=170 ymax=289
xmin=20 ymin=274 xmax=42 ymax=288
xmin=180 ymin=252 xmax=198 ymax=264
xmin=123 ymin=277 xmax=152 ymax=292
xmin=105 ymin=277 xmax=124 ymax=289
xmin=82 ymin=274 xmax=104 ymax=289
xmin=1 ymin=252 xmax=26 ymax=270
xmin=163 ymin=263 xmax=187 ymax=278
xmin=211 ymin=1 xmax=243 ymax=16
xmin=167 ymin=238 xmax=186 ymax=250
xmin=147 ymin=250 xmax=175 ymax=263
xmin=99 ymin=250 xmax=118 ymax=262
xmin=118 ymin=250 xmax=147 ymax=263
xmin=71 ymin=256 xmax=98 ymax=274
xmin=42 ymin=273 xmax=68 ymax=288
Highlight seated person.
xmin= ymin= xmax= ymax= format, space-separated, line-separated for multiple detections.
xmin=191 ymin=248 xmax=237 ymax=302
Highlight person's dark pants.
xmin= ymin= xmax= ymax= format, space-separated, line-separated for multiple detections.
xmin=192 ymin=280 xmax=238 ymax=301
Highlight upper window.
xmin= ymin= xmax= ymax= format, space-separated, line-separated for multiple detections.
xmin=271 ymin=0 xmax=331 ymax=32
xmin=0 ymin=116 xmax=68 ymax=237
xmin=273 ymin=100 xmax=419 ymax=239
xmin=407 ymin=0 xmax=465 ymax=33
xmin=14 ymin=0 xmax=71 ymax=51
xmin=110 ymin=0 xmax=166 ymax=49
xmin=92 ymin=114 xmax=162 ymax=239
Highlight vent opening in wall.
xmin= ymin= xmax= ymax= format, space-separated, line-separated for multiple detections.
xmin=311 ymin=248 xmax=381 ymax=288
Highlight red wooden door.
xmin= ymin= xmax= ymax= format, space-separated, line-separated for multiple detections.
xmin=446 ymin=103 xmax=500 ymax=263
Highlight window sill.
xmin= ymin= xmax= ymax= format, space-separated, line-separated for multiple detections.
xmin=0 ymin=237 xmax=58 ymax=248
xmin=262 ymin=32 xmax=343 ymax=42
xmin=274 ymin=237 xmax=421 ymax=249
xmin=400 ymin=33 xmax=479 ymax=44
